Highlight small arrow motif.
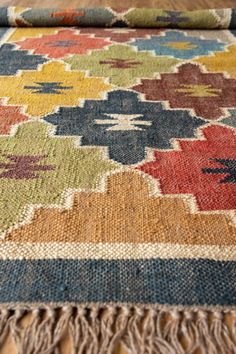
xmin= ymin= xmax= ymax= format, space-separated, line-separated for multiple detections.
xmin=24 ymin=82 xmax=73 ymax=94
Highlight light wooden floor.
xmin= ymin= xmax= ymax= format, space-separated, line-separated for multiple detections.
xmin=2 ymin=0 xmax=236 ymax=10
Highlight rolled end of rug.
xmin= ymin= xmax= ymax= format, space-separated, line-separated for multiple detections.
xmin=0 ymin=7 xmax=236 ymax=29
xmin=0 ymin=305 xmax=236 ymax=353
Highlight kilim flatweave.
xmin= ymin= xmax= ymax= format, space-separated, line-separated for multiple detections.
xmin=0 ymin=6 xmax=236 ymax=354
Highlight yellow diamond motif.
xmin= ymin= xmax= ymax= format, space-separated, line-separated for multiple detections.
xmin=0 ymin=61 xmax=113 ymax=117
xmin=195 ymin=45 xmax=236 ymax=78
xmin=8 ymin=28 xmax=59 ymax=42
xmin=163 ymin=41 xmax=198 ymax=50
xmin=175 ymin=84 xmax=221 ymax=97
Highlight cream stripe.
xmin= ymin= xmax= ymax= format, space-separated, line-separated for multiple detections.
xmin=0 ymin=242 xmax=236 ymax=261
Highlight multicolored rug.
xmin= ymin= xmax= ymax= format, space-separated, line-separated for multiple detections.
xmin=0 ymin=6 xmax=236 ymax=354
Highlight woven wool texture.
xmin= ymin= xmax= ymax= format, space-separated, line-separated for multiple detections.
xmin=0 ymin=6 xmax=236 ymax=354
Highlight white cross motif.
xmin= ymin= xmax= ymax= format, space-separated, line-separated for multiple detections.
xmin=95 ymin=113 xmax=152 ymax=131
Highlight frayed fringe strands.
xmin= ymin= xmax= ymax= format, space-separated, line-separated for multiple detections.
xmin=0 ymin=305 xmax=236 ymax=354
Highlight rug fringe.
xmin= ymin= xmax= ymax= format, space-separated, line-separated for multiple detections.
xmin=0 ymin=306 xmax=235 ymax=353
